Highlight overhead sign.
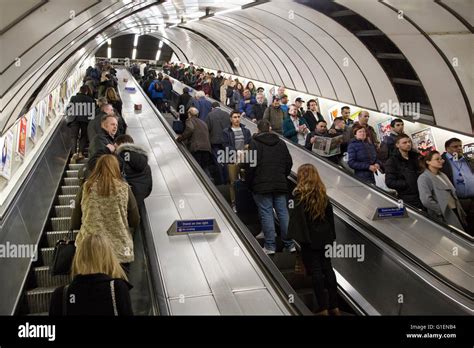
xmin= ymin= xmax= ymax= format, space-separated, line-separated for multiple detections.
xmin=167 ymin=219 xmax=221 ymax=235
xmin=372 ymin=207 xmax=408 ymax=220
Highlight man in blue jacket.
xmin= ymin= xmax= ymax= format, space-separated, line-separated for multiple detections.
xmin=239 ymin=89 xmax=256 ymax=119
xmin=191 ymin=91 xmax=213 ymax=122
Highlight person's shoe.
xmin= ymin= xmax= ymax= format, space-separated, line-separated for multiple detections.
xmin=262 ymin=247 xmax=275 ymax=255
xmin=231 ymin=203 xmax=237 ymax=213
xmin=285 ymin=245 xmax=297 ymax=253
xmin=255 ymin=231 xmax=264 ymax=239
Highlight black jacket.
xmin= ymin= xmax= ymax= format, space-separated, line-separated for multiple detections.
xmin=116 ymin=143 xmax=153 ymax=204
xmin=87 ymin=128 xmax=116 ymax=171
xmin=303 ymin=110 xmax=324 ymax=132
xmin=206 ymin=108 xmax=231 ymax=145
xmin=177 ymin=93 xmax=192 ymax=116
xmin=385 ymin=150 xmax=423 ymax=208
xmin=162 ymin=79 xmax=173 ymax=100
xmin=222 ymin=124 xmax=252 ymax=152
xmin=66 ymin=93 xmax=95 ymax=124
xmin=253 ymin=102 xmax=267 ymax=122
xmin=245 ymin=132 xmax=292 ymax=194
xmin=49 ymin=273 xmax=133 ymax=316
xmin=288 ymin=197 xmax=336 ymax=250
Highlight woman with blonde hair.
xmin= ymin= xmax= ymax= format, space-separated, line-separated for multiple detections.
xmin=71 ymin=154 xmax=140 ymax=269
xmin=288 ymin=163 xmax=340 ymax=315
xmin=105 ymin=87 xmax=122 ymax=116
xmin=49 ymin=233 xmax=133 ymax=315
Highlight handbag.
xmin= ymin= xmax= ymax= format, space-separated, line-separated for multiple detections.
xmin=51 ymin=229 xmax=76 ymax=276
xmin=172 ymin=119 xmax=184 ymax=134
xmin=374 ymin=169 xmax=389 ymax=191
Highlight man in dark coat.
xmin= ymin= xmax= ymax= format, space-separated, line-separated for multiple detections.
xmin=177 ymin=87 xmax=193 ymax=127
xmin=245 ymin=120 xmax=294 ymax=254
xmin=87 ymin=114 xmax=118 ymax=173
xmin=303 ymin=99 xmax=325 ymax=132
xmin=206 ymin=102 xmax=231 ymax=184
xmin=385 ymin=134 xmax=423 ymax=209
xmin=115 ymin=135 xmax=153 ymax=208
xmin=378 ymin=118 xmax=405 ymax=164
xmin=211 ymin=70 xmax=224 ymax=100
xmin=66 ymin=85 xmax=96 ymax=159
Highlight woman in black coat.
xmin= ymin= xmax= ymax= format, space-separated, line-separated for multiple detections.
xmin=115 ymin=134 xmax=153 ymax=208
xmin=288 ymin=163 xmax=340 ymax=315
xmin=49 ymin=233 xmax=133 ymax=316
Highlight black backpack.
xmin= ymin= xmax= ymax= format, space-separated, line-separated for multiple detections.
xmin=154 ymin=81 xmax=163 ymax=92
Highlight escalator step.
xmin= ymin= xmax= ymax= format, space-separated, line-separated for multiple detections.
xmin=58 ymin=194 xmax=76 ymax=205
xmin=34 ymin=266 xmax=71 ymax=288
xmin=296 ymin=288 xmax=314 ymax=310
xmin=65 ymin=170 xmax=79 ymax=178
xmin=280 ymin=269 xmax=313 ymax=290
xmin=51 ymin=217 xmax=71 ymax=231
xmin=271 ymin=252 xmax=297 ymax=270
xmin=40 ymin=247 xmax=55 ymax=266
xmin=63 ymin=177 xmax=80 ymax=186
xmin=60 ymin=185 xmax=80 ymax=195
xmin=46 ymin=230 xmax=79 ymax=247
xmin=68 ymin=163 xmax=85 ymax=171
xmin=26 ymin=287 xmax=57 ymax=314
xmin=54 ymin=205 xmax=73 ymax=218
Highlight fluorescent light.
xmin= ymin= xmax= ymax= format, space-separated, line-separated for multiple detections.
xmin=133 ymin=34 xmax=139 ymax=47
xmin=158 ymin=41 xmax=163 ymax=48
xmin=70 ymin=41 xmax=75 ymax=46
xmin=107 ymin=39 xmax=112 ymax=45
xmin=156 ymin=50 xmax=161 ymax=60
xmin=215 ymin=6 xmax=241 ymax=15
xmin=107 ymin=47 xmax=112 ymax=58
xmin=132 ymin=48 xmax=137 ymax=60
xmin=88 ymin=27 xmax=93 ymax=32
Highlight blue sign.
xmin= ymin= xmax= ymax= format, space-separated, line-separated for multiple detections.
xmin=176 ymin=219 xmax=215 ymax=233
xmin=377 ymin=207 xmax=405 ymax=218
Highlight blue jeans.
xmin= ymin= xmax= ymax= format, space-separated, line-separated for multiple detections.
xmin=253 ymin=193 xmax=293 ymax=251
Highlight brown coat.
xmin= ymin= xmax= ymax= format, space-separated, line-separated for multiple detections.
xmin=177 ymin=117 xmax=212 ymax=153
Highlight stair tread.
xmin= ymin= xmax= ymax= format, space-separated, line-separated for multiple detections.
xmin=26 ymin=286 xmax=58 ymax=295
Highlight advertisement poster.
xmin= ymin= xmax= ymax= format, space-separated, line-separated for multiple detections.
xmin=28 ymin=108 xmax=38 ymax=143
xmin=0 ymin=130 xmax=14 ymax=180
xmin=412 ymin=128 xmax=437 ymax=156
xmin=328 ymin=104 xmax=361 ymax=121
xmin=311 ymin=135 xmax=344 ymax=157
xmin=38 ymin=100 xmax=47 ymax=131
xmin=48 ymin=94 xmax=53 ymax=116
xmin=17 ymin=116 xmax=27 ymax=157
xmin=376 ymin=119 xmax=392 ymax=141
xmin=463 ymin=143 xmax=474 ymax=160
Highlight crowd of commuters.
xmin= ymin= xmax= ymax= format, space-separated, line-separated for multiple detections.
xmin=50 ymin=60 xmax=153 ymax=316
xmin=163 ymin=62 xmax=473 ymax=236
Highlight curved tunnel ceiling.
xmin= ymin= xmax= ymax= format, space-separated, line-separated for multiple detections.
xmin=1 ymin=0 xmax=472 ymax=135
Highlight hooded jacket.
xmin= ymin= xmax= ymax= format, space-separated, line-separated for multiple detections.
xmin=116 ymin=143 xmax=153 ymax=204
xmin=245 ymin=132 xmax=293 ymax=194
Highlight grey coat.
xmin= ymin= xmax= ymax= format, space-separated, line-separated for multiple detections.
xmin=417 ymin=170 xmax=467 ymax=231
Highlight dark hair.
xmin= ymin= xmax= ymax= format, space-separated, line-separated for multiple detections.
xmin=315 ymin=120 xmax=327 ymax=126
xmin=395 ymin=134 xmax=410 ymax=144
xmin=229 ymin=111 xmax=240 ymax=118
xmin=183 ymin=87 xmax=190 ymax=94
xmin=115 ymin=134 xmax=134 ymax=146
xmin=341 ymin=106 xmax=350 ymax=112
xmin=80 ymin=85 xmax=91 ymax=96
xmin=352 ymin=124 xmax=366 ymax=135
xmin=421 ymin=150 xmax=440 ymax=169
xmin=333 ymin=116 xmax=344 ymax=123
xmin=445 ymin=137 xmax=462 ymax=149
xmin=257 ymin=119 xmax=271 ymax=133
xmin=390 ymin=118 xmax=404 ymax=127
xmin=307 ymin=99 xmax=317 ymax=107
xmin=211 ymin=101 xmax=220 ymax=108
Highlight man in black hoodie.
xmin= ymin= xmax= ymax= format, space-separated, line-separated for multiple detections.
xmin=245 ymin=120 xmax=294 ymax=254
xmin=115 ymin=135 xmax=153 ymax=208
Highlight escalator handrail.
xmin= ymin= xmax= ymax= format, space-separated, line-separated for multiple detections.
xmin=127 ymin=69 xmax=313 ymax=316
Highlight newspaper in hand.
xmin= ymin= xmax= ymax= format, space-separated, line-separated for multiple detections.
xmin=311 ymin=135 xmax=344 ymax=157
